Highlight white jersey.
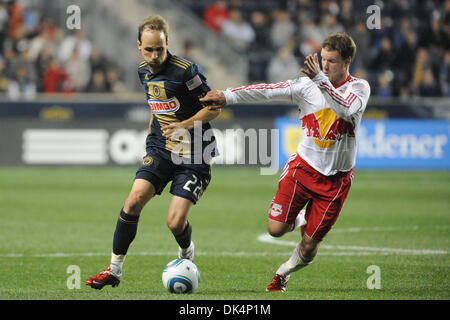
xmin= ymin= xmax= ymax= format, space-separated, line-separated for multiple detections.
xmin=223 ymin=71 xmax=371 ymax=176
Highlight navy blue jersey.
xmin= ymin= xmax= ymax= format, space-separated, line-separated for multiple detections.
xmin=138 ymin=52 xmax=217 ymax=162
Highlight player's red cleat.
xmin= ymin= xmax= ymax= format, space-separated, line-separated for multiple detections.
xmin=85 ymin=266 xmax=120 ymax=290
xmin=265 ymin=273 xmax=290 ymax=292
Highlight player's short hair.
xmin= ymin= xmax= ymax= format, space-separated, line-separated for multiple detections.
xmin=322 ymin=32 xmax=356 ymax=61
xmin=138 ymin=15 xmax=169 ymax=42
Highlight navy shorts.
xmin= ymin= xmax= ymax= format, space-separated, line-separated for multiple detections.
xmin=135 ymin=147 xmax=211 ymax=204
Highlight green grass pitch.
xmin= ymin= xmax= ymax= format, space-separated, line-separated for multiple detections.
xmin=0 ymin=166 xmax=448 ymax=300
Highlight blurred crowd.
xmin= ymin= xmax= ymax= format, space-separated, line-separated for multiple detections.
xmin=181 ymin=0 xmax=450 ymax=98
xmin=1 ymin=0 xmax=449 ymax=100
xmin=0 ymin=0 xmax=126 ymax=100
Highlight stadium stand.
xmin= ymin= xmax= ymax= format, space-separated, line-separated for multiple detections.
xmin=0 ymin=0 xmax=449 ymax=99
xmin=0 ymin=0 xmax=130 ymax=99
xmin=177 ymin=0 xmax=450 ymax=97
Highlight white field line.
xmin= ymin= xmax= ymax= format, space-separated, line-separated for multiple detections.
xmin=0 ymin=251 xmax=292 ymax=259
xmin=2 ymin=250 xmax=437 ymax=259
xmin=1 ymin=225 xmax=448 ymax=258
xmin=2 ymin=241 xmax=448 ymax=259
xmin=257 ymin=234 xmax=449 ymax=255
xmin=330 ymin=226 xmax=420 ymax=233
xmin=330 ymin=225 xmax=448 ymax=233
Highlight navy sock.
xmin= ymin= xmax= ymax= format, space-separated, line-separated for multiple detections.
xmin=174 ymin=221 xmax=192 ymax=249
xmin=112 ymin=209 xmax=139 ymax=255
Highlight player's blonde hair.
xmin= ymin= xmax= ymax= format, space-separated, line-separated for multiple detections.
xmin=322 ymin=32 xmax=356 ymax=61
xmin=138 ymin=15 xmax=169 ymax=42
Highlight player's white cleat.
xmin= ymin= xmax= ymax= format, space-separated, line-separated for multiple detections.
xmin=178 ymin=241 xmax=195 ymax=262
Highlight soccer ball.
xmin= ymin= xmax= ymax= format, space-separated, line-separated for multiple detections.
xmin=162 ymin=258 xmax=200 ymax=294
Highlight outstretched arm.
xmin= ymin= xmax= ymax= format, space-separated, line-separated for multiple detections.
xmin=200 ymin=80 xmax=295 ymax=110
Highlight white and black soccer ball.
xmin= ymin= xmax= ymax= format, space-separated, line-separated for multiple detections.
xmin=162 ymin=258 xmax=200 ymax=294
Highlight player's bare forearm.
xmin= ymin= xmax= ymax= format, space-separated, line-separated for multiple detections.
xmin=182 ymin=107 xmax=220 ymax=130
xmin=161 ymin=107 xmax=220 ymax=139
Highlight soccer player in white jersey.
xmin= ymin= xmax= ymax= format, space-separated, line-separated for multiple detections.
xmin=200 ymin=33 xmax=371 ymax=292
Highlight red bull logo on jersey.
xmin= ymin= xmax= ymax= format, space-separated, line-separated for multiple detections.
xmin=270 ymin=203 xmax=283 ymax=217
xmin=148 ymin=97 xmax=181 ymax=114
xmin=301 ymin=108 xmax=355 ymax=148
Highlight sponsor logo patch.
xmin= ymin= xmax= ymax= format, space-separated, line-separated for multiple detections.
xmin=148 ymin=97 xmax=181 ymax=114
xmin=301 ymin=108 xmax=355 ymax=148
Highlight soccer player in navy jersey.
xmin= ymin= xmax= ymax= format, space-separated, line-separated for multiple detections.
xmin=86 ymin=15 xmax=219 ymax=289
